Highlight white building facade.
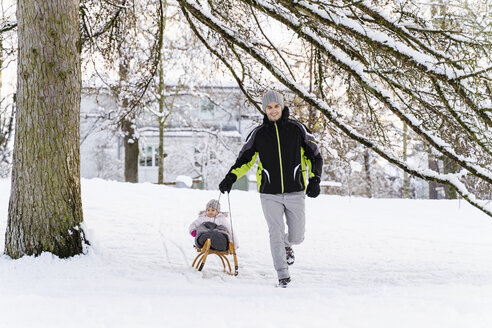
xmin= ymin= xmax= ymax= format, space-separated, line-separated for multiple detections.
xmin=80 ymin=85 xmax=262 ymax=189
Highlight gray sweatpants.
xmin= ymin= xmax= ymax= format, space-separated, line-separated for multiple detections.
xmin=260 ymin=191 xmax=306 ymax=280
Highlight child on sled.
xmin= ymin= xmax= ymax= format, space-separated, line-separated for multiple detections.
xmin=189 ymin=199 xmax=238 ymax=252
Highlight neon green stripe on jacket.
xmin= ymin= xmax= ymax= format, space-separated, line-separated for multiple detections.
xmin=301 ymin=146 xmax=314 ymax=191
xmin=231 ymin=152 xmax=258 ymax=180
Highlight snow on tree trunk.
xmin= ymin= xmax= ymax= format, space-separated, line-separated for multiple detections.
xmin=5 ymin=0 xmax=86 ymax=258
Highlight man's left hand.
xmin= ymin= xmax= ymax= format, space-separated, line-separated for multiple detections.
xmin=306 ymin=177 xmax=321 ymax=198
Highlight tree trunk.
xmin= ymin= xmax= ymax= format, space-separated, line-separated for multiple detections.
xmin=443 ymin=157 xmax=458 ymax=199
xmin=157 ymin=91 xmax=165 ymax=184
xmin=157 ymin=3 xmax=165 ymax=184
xmin=157 ymin=0 xmax=168 ymax=184
xmin=119 ymin=46 xmax=138 ymax=183
xmin=5 ymin=0 xmax=86 ymax=258
xmin=428 ymin=152 xmax=439 ymax=199
xmin=122 ymin=115 xmax=139 ymax=183
xmin=0 ymin=35 xmax=3 ymax=93
xmin=402 ymin=122 xmax=410 ymax=198
xmin=363 ymin=148 xmax=372 ymax=198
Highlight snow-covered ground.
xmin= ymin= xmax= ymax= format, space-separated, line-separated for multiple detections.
xmin=1 ymin=178 xmax=492 ymax=328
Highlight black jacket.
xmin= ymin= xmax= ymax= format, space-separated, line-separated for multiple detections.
xmin=227 ymin=107 xmax=323 ymax=194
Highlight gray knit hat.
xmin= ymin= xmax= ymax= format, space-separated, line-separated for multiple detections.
xmin=206 ymin=199 xmax=221 ymax=212
xmin=262 ymin=90 xmax=284 ymax=111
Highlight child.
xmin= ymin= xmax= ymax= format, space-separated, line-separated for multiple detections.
xmin=189 ymin=199 xmax=238 ymax=252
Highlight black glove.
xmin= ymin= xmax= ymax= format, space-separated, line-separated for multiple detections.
xmin=306 ymin=176 xmax=321 ymax=198
xmin=219 ymin=173 xmax=237 ymax=193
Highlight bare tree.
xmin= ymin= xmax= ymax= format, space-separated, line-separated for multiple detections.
xmin=0 ymin=1 xmax=16 ymax=176
xmin=177 ymin=0 xmax=492 ymax=216
xmin=156 ymin=0 xmax=168 ymax=184
xmin=81 ymin=0 xmax=162 ymax=182
xmin=0 ymin=96 xmax=14 ymax=177
xmin=119 ymin=43 xmax=139 ymax=183
xmin=5 ymin=0 xmax=87 ymax=258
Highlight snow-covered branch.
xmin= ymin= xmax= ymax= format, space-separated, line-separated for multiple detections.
xmin=0 ymin=21 xmax=16 ymax=34
xmin=177 ymin=0 xmax=492 ymax=217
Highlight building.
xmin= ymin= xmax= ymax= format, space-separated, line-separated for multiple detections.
xmin=80 ymin=83 xmax=262 ymax=189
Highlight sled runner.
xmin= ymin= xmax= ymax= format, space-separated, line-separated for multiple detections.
xmin=192 ymin=238 xmax=238 ymax=276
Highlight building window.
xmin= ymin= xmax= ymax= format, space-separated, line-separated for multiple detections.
xmin=139 ymin=145 xmax=159 ymax=167
xmin=200 ymin=98 xmax=214 ymax=118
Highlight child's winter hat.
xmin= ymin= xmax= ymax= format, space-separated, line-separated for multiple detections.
xmin=206 ymin=199 xmax=221 ymax=212
xmin=262 ymin=90 xmax=284 ymax=111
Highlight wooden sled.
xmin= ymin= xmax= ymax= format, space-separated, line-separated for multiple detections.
xmin=192 ymin=238 xmax=238 ymax=276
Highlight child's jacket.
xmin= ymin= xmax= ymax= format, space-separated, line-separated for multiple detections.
xmin=189 ymin=212 xmax=238 ymax=247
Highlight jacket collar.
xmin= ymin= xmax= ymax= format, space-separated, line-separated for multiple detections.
xmin=263 ymin=107 xmax=289 ymax=127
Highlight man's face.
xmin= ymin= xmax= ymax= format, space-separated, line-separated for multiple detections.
xmin=265 ymin=102 xmax=282 ymax=122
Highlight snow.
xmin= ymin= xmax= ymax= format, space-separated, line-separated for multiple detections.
xmin=1 ymin=178 xmax=492 ymax=327
xmin=175 ymin=175 xmax=193 ymax=188
xmin=298 ymin=0 xmax=466 ymax=79
xmin=319 ymin=181 xmax=342 ymax=187
xmin=350 ymin=160 xmax=363 ymax=173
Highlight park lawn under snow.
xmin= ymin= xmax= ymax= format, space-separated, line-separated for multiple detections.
xmin=1 ymin=178 xmax=492 ymax=328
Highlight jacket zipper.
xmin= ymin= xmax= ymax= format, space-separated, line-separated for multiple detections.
xmin=274 ymin=122 xmax=284 ymax=193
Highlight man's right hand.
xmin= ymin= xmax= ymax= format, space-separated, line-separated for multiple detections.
xmin=306 ymin=176 xmax=321 ymax=198
xmin=219 ymin=173 xmax=237 ymax=193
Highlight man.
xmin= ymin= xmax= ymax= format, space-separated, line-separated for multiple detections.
xmin=219 ymin=90 xmax=323 ymax=288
